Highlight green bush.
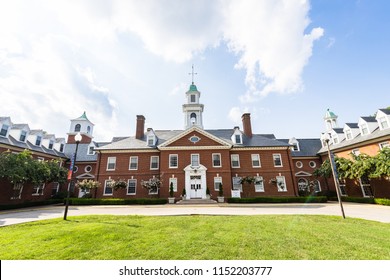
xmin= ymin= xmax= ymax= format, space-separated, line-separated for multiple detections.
xmin=0 ymin=199 xmax=63 ymax=210
xmin=68 ymin=198 xmax=167 ymax=205
xmin=227 ymin=196 xmax=327 ymax=204
xmin=374 ymin=198 xmax=390 ymax=206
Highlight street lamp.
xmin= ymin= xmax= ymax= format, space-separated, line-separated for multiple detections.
xmin=64 ymin=132 xmax=82 ymax=220
xmin=323 ymin=133 xmax=346 ymax=219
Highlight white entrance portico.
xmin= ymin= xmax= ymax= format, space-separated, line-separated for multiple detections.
xmin=184 ymin=164 xmax=207 ymax=199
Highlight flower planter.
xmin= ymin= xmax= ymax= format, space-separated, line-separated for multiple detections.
xmin=168 ymin=197 xmax=175 ymax=204
xmin=217 ymin=196 xmax=224 ymax=203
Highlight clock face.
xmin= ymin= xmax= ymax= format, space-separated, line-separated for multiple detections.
xmin=189 ymin=135 xmax=200 ymax=144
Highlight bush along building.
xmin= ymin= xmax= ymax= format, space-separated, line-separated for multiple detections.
xmin=316 ymin=109 xmax=390 ymax=199
xmin=0 ymin=117 xmax=68 ymax=205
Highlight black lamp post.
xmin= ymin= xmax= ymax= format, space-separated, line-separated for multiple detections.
xmin=324 ymin=133 xmax=346 ymax=219
xmin=64 ymin=132 xmax=82 ymax=220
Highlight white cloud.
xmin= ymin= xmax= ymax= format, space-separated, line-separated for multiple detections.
xmin=222 ymin=0 xmax=324 ymax=98
xmin=0 ymin=0 xmax=323 ymax=140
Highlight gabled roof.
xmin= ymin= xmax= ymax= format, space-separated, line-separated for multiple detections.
xmin=378 ymin=108 xmax=390 ymax=115
xmin=345 ymin=123 xmax=359 ymax=129
xmin=360 ymin=116 xmax=377 ymax=123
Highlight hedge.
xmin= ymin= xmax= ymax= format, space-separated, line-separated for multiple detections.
xmin=0 ymin=199 xmax=63 ymax=210
xmin=67 ymin=198 xmax=168 ymax=205
xmin=328 ymin=196 xmax=390 ymax=206
xmin=227 ymin=196 xmax=328 ymax=204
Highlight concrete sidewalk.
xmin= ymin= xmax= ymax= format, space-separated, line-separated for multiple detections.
xmin=0 ymin=202 xmax=389 ymax=226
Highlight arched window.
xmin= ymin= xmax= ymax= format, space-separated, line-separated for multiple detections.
xmin=190 ymin=113 xmax=197 ymax=124
xmin=75 ymin=124 xmax=81 ymax=132
xmin=87 ymin=126 xmax=91 ymax=134
xmin=298 ymin=178 xmax=308 ymax=191
xmin=313 ymin=180 xmax=321 ymax=192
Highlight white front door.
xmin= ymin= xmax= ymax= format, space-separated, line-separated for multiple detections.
xmin=190 ymin=175 xmax=202 ymax=198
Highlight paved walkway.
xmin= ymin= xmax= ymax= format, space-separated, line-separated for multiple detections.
xmin=0 ymin=202 xmax=389 ymax=226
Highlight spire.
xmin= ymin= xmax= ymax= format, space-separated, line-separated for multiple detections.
xmin=188 ymin=64 xmax=197 ymax=85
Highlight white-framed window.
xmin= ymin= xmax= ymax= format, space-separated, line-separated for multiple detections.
xmin=333 ymin=137 xmax=339 ymax=144
xmin=276 ymin=176 xmax=287 ymax=192
xmin=254 ymin=176 xmax=264 ymax=192
xmin=169 ymin=177 xmax=178 ymax=192
xmin=235 ymin=134 xmax=242 ymax=144
xmin=147 ymin=134 xmax=156 ymax=146
xmin=129 ymin=156 xmax=138 ymax=170
xmin=379 ymin=142 xmax=390 ymax=150
xmin=11 ymin=183 xmax=23 ymax=199
xmin=379 ymin=116 xmax=389 ymax=130
xmin=361 ymin=123 xmax=369 ymax=135
xmin=212 ymin=153 xmax=221 ymax=167
xmin=0 ymin=124 xmax=9 ymax=137
xmin=313 ymin=180 xmax=321 ymax=193
xmin=20 ymin=130 xmax=27 ymax=142
xmin=231 ymin=154 xmax=240 ymax=168
xmin=87 ymin=146 xmax=95 ymax=155
xmin=127 ymin=179 xmax=137 ymax=195
xmin=309 ymin=161 xmax=317 ymax=168
xmin=48 ymin=140 xmax=54 ymax=149
xmin=351 ymin=149 xmax=360 ymax=156
xmin=359 ymin=176 xmax=373 ymax=197
xmin=51 ymin=182 xmax=60 ymax=196
xmin=214 ymin=176 xmax=222 ymax=191
xmin=251 ymin=154 xmax=261 ymax=168
xmin=232 ymin=176 xmax=242 ymax=192
xmin=106 ymin=157 xmax=116 ymax=171
xmin=338 ymin=179 xmax=347 ymax=196
xmin=191 ymin=154 xmax=199 ymax=167
xmin=190 ymin=94 xmax=196 ymax=103
xmin=35 ymin=135 xmax=42 ymax=146
xmin=59 ymin=143 xmax=64 ymax=152
xmin=104 ymin=180 xmax=113 ymax=195
xmin=169 ymin=154 xmax=178 ymax=168
xmin=296 ymin=161 xmax=303 ymax=168
xmin=345 ymin=129 xmax=353 ymax=140
xmin=32 ymin=183 xmax=45 ymax=196
xmin=75 ymin=124 xmax=81 ymax=132
xmin=291 ymin=143 xmax=300 ymax=151
xmin=85 ymin=165 xmax=92 ymax=173
xmin=150 ymin=156 xmax=159 ymax=170
xmin=273 ymin=154 xmax=283 ymax=167
xmin=298 ymin=178 xmax=309 ymax=192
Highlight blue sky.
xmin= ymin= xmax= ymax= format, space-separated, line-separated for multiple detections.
xmin=0 ymin=0 xmax=389 ymax=141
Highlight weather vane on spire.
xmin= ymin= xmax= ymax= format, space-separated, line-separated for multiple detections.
xmin=189 ymin=64 xmax=197 ymax=85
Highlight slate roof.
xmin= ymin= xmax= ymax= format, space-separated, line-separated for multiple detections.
xmin=96 ymin=128 xmax=288 ymax=151
xmin=278 ymin=138 xmax=322 ymax=157
xmin=378 ymin=108 xmax=390 ymax=115
xmin=361 ymin=116 xmax=377 ymax=122
xmin=345 ymin=123 xmax=359 ymax=129
xmin=0 ymin=134 xmax=67 ymax=158
xmin=64 ymin=141 xmax=110 ymax=162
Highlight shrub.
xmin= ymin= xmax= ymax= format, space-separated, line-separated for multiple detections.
xmin=374 ymin=198 xmax=390 ymax=206
xmin=68 ymin=198 xmax=167 ymax=205
xmin=0 ymin=199 xmax=63 ymax=210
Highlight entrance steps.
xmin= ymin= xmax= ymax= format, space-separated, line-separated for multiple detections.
xmin=176 ymin=198 xmax=218 ymax=205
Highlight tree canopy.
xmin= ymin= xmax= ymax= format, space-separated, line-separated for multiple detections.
xmin=0 ymin=150 xmax=68 ymax=185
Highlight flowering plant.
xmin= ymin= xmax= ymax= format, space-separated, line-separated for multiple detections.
xmin=75 ymin=179 xmax=101 ymax=190
xmin=109 ymin=179 xmax=128 ymax=190
xmin=141 ymin=177 xmax=162 ymax=194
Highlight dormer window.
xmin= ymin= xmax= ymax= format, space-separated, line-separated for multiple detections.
xmin=332 ymin=136 xmax=339 ymax=144
xmin=88 ymin=145 xmax=95 ymax=155
xmin=75 ymin=124 xmax=81 ymax=132
xmin=48 ymin=140 xmax=54 ymax=149
xmin=379 ymin=117 xmax=389 ymax=130
xmin=0 ymin=124 xmax=9 ymax=137
xmin=147 ymin=135 xmax=155 ymax=146
xmin=361 ymin=123 xmax=368 ymax=135
xmin=232 ymin=128 xmax=243 ymax=145
xmin=35 ymin=136 xmax=42 ymax=146
xmin=345 ymin=129 xmax=352 ymax=140
xmin=59 ymin=143 xmax=64 ymax=152
xmin=20 ymin=130 xmax=27 ymax=142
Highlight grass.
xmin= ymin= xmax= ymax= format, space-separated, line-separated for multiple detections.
xmin=0 ymin=215 xmax=389 ymax=260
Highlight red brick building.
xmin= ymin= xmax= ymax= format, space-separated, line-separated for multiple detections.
xmin=92 ymin=83 xmax=300 ymax=200
xmin=0 ymin=117 xmax=67 ymax=205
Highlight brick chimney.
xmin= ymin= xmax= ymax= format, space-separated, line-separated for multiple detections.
xmin=135 ymin=115 xmax=145 ymax=140
xmin=241 ymin=113 xmax=252 ymax=138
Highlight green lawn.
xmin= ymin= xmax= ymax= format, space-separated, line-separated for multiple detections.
xmin=0 ymin=215 xmax=389 ymax=260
